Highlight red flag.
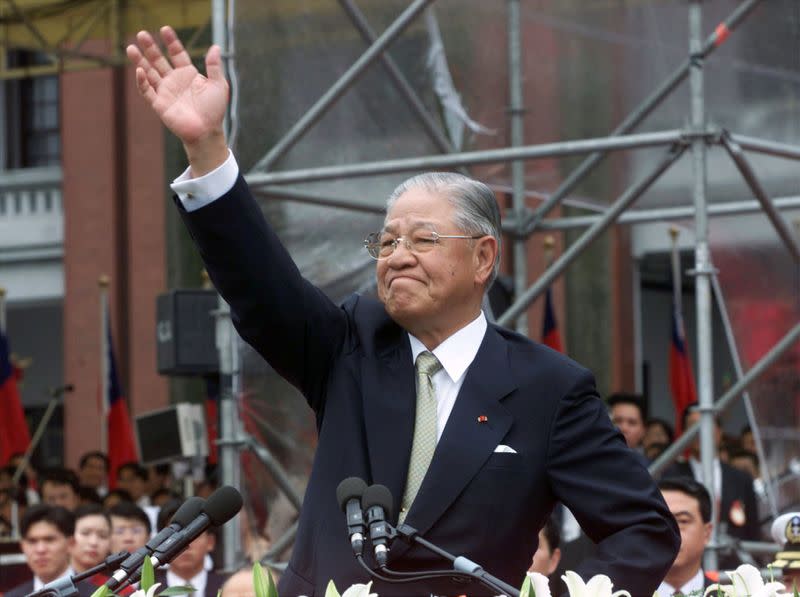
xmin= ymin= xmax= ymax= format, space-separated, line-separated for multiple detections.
xmin=542 ymin=286 xmax=564 ymax=353
xmin=0 ymin=330 xmax=31 ymax=464
xmin=204 ymin=377 xmax=219 ymax=465
xmin=669 ymin=244 xmax=697 ymax=435
xmin=103 ymin=310 xmax=138 ymax=488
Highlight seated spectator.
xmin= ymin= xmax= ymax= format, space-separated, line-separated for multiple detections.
xmin=0 ymin=485 xmax=27 ymax=536
xmin=70 ymin=504 xmax=112 ymax=574
xmin=77 ymin=485 xmax=103 ymax=506
xmin=644 ymin=418 xmax=674 ymax=455
xmin=145 ymin=463 xmax=173 ymax=498
xmin=109 ymin=501 xmax=151 ymax=554
xmin=116 ymin=462 xmax=150 ymax=508
xmin=77 ymin=451 xmax=109 ymax=497
xmin=155 ymin=500 xmax=226 ymax=597
xmin=220 ymin=568 xmax=257 ymax=597
xmin=740 ymin=424 xmax=756 ymax=453
xmin=606 ymin=393 xmax=647 ymax=452
xmin=40 ymin=468 xmax=81 ymax=512
xmin=528 ymin=515 xmax=562 ymax=579
xmin=102 ymin=488 xmax=133 ymax=510
xmin=4 ymin=504 xmax=95 ymax=597
xmin=655 ymin=477 xmax=717 ymax=596
xmin=729 ymin=449 xmax=760 ymax=481
xmin=151 ymin=487 xmax=181 ymax=509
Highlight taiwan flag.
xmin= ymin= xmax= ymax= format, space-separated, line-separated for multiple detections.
xmin=103 ymin=310 xmax=138 ymax=487
xmin=669 ymin=243 xmax=697 ymax=434
xmin=205 ymin=376 xmax=219 ymax=465
xmin=542 ymin=286 xmax=564 ymax=353
xmin=0 ymin=330 xmax=30 ymax=464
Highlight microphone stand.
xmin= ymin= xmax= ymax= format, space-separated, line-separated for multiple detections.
xmin=25 ymin=551 xmax=129 ymax=597
xmin=364 ymin=522 xmax=521 ymax=597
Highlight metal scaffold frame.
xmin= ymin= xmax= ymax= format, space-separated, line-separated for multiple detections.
xmin=209 ymin=0 xmax=800 ymax=570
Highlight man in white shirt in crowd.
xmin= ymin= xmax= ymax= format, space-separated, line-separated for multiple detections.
xmin=5 ymin=504 xmax=95 ymax=597
xmin=656 ymin=477 xmax=717 ymax=596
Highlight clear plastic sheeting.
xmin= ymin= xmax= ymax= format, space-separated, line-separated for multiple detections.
xmin=225 ymin=0 xmax=800 ymax=562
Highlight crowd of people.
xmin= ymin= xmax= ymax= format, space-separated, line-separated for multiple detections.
xmin=0 ymin=454 xmax=267 ymax=597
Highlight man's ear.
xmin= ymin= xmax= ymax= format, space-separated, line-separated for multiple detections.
xmin=473 ymin=236 xmax=498 ymax=286
xmin=548 ymin=547 xmax=562 ymax=576
xmin=703 ymin=521 xmax=713 ymax=544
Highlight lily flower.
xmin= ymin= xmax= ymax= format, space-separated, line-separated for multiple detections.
xmin=561 ymin=571 xmax=631 ymax=597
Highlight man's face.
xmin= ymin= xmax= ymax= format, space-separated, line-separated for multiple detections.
xmin=79 ymin=457 xmax=107 ymax=489
xmin=529 ymin=528 xmax=560 ymax=576
xmin=169 ymin=531 xmax=215 ymax=580
xmin=41 ymin=482 xmax=80 ymax=512
xmin=70 ymin=514 xmax=111 ymax=572
xmin=117 ymin=469 xmax=145 ymax=501
xmin=685 ymin=411 xmax=721 ymax=457
xmin=21 ymin=521 xmax=73 ymax=583
xmin=110 ymin=515 xmax=149 ymax=553
xmin=376 ymin=187 xmax=494 ymax=340
xmin=610 ymin=403 xmax=645 ymax=449
xmin=662 ymin=489 xmax=711 ymax=574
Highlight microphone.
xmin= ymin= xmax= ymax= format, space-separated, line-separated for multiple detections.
xmin=105 ymin=497 xmax=205 ymax=590
xmin=336 ymin=477 xmax=368 ymax=556
xmin=362 ymin=484 xmax=393 ymax=567
xmin=27 ymin=551 xmax=130 ymax=597
xmin=117 ymin=485 xmax=243 ymax=589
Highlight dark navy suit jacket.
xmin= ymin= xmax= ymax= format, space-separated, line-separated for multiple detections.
xmin=179 ymin=174 xmax=679 ymax=597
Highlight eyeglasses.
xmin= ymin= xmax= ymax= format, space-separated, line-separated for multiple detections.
xmin=364 ymin=229 xmax=484 ymax=260
xmin=112 ymin=525 xmax=147 ymax=536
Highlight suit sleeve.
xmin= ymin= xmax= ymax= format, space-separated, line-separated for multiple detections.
xmin=176 ymin=174 xmax=348 ymax=412
xmin=546 ymin=369 xmax=680 ymax=596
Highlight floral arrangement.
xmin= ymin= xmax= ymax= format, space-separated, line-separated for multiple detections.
xmin=90 ymin=562 xmax=797 ymax=597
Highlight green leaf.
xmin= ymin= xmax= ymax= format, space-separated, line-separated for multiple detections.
xmin=158 ymin=586 xmax=196 ymax=596
xmin=252 ymin=563 xmax=279 ymax=597
xmin=519 ymin=574 xmax=532 ymax=597
xmin=141 ymin=556 xmax=156 ymax=592
xmin=324 ymin=579 xmax=341 ymax=597
xmin=90 ymin=586 xmax=112 ymax=597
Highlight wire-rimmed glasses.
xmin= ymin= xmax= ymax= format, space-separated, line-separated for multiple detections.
xmin=364 ymin=229 xmax=484 ymax=260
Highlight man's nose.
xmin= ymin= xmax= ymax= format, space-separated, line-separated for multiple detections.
xmin=386 ymin=239 xmax=416 ymax=265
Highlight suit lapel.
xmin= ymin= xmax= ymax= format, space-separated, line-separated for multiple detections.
xmin=362 ymin=329 xmax=416 ymax=516
xmin=394 ymin=325 xmax=516 ymax=552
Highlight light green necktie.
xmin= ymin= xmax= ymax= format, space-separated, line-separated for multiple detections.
xmin=399 ymin=350 xmax=442 ymax=523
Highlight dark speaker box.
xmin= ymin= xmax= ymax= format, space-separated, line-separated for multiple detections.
xmin=156 ymin=290 xmax=219 ymax=375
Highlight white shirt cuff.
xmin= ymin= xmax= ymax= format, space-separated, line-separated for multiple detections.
xmin=171 ymin=150 xmax=239 ymax=212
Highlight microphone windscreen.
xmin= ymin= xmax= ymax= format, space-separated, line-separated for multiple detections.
xmin=203 ymin=486 xmax=243 ymax=526
xmin=336 ymin=477 xmax=368 ymax=511
xmin=771 ymin=512 xmax=799 ymax=545
xmin=362 ymin=484 xmax=393 ymax=519
xmin=171 ymin=496 xmax=205 ymax=527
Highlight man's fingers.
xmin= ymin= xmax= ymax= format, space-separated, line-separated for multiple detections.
xmin=127 ymin=44 xmax=162 ymax=88
xmin=160 ymin=26 xmax=193 ymax=68
xmin=136 ymin=30 xmax=173 ymax=77
xmin=205 ymin=45 xmax=225 ymax=83
xmin=135 ymin=68 xmax=158 ymax=105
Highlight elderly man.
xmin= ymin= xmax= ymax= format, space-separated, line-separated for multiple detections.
xmin=127 ymin=28 xmax=679 ymax=597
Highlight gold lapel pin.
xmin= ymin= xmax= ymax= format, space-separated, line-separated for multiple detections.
xmin=477 ymin=415 xmax=488 ymax=423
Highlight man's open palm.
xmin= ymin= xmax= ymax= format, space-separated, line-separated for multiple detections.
xmin=126 ymin=27 xmax=228 ymax=146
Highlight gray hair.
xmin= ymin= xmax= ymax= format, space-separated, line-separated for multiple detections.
xmin=386 ymin=172 xmax=502 ymax=285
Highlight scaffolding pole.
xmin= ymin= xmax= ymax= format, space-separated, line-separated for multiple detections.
xmin=245 ymin=130 xmax=686 ymax=186
xmin=522 ymin=0 xmax=765 ymax=235
xmin=250 ymin=0 xmax=436 ymax=172
xmin=497 ymin=143 xmax=687 ymax=327
xmin=507 ymin=0 xmax=528 ymax=334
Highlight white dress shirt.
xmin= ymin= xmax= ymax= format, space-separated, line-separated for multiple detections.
xmin=408 ymin=312 xmax=487 ymax=441
xmin=656 ymin=568 xmax=704 ymax=596
xmin=166 ymin=568 xmax=207 ymax=597
xmin=171 ymin=150 xmax=239 ymax=211
xmin=689 ymin=456 xmax=722 ymax=499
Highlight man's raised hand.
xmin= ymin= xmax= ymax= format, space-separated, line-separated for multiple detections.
xmin=126 ymin=26 xmax=229 ymax=176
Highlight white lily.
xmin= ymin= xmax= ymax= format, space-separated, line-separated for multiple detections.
xmin=561 ymin=571 xmax=631 ymax=597
xmin=128 ymin=582 xmax=162 ymax=597
xmin=340 ymin=581 xmax=379 ymax=597
xmin=726 ymin=564 xmax=789 ymax=597
xmin=525 ymin=571 xmax=554 ymax=597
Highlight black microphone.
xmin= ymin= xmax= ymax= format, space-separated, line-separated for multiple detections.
xmin=362 ymin=484 xmax=393 ymax=567
xmin=119 ymin=486 xmax=243 ymax=588
xmin=336 ymin=477 xmax=368 ymax=556
xmin=105 ymin=497 xmax=205 ymax=590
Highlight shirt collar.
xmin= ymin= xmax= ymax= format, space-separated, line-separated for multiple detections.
xmin=658 ymin=568 xmax=705 ymax=596
xmin=167 ymin=568 xmax=207 ymax=595
xmin=408 ymin=311 xmax=487 ymax=383
xmin=34 ymin=566 xmax=74 ymax=591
